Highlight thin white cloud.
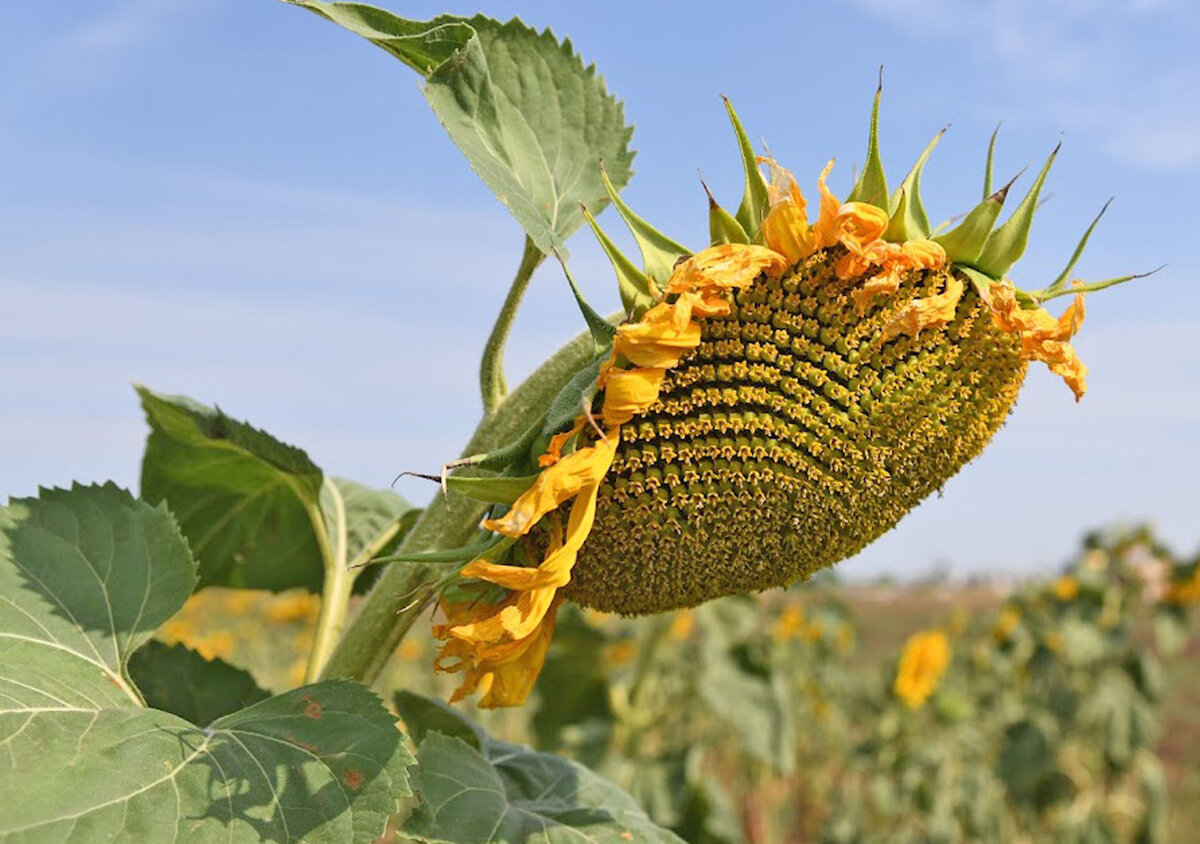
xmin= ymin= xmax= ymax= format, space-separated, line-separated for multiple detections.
xmin=850 ymin=0 xmax=1200 ymax=171
xmin=35 ymin=0 xmax=209 ymax=88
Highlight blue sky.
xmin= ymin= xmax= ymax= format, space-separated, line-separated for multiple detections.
xmin=2 ymin=0 xmax=1197 ymax=580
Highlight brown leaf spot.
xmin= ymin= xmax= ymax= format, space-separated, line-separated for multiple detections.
xmin=301 ymin=694 xmax=322 ymax=719
xmin=285 ymin=734 xmax=318 ymax=753
xmin=343 ymin=768 xmax=365 ymax=790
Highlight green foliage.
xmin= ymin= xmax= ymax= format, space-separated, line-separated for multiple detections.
xmin=396 ymin=692 xmax=685 ymax=843
xmin=128 ymin=640 xmax=271 ymax=724
xmin=288 ymin=1 xmax=635 ymax=257
xmin=139 ymin=387 xmax=414 ymax=592
xmin=0 ymin=485 xmax=412 ymax=843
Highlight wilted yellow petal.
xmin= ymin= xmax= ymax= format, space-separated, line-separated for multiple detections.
xmin=538 ymin=418 xmax=585 ymax=468
xmin=667 ymin=243 xmax=788 ymax=293
xmin=812 ymin=159 xmax=841 ymax=249
xmin=882 ymin=277 xmax=965 ymax=340
xmin=986 ymin=279 xmax=1089 ymax=400
xmin=483 ymin=433 xmax=618 ymax=537
xmin=601 ymin=367 xmax=666 ymax=427
xmin=759 ymin=157 xmax=815 ymax=265
xmin=477 ymin=598 xmax=561 ymax=708
xmin=614 ymin=302 xmax=702 ymax=369
xmin=835 ymin=202 xmax=889 ymax=255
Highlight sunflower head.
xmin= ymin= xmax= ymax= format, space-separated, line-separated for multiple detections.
xmin=432 ymin=88 xmax=1144 ymax=706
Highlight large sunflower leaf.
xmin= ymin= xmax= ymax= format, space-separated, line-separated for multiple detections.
xmin=138 ymin=387 xmax=414 ymax=592
xmin=0 ymin=484 xmax=411 ymax=843
xmin=127 ymin=640 xmax=271 ymax=725
xmin=396 ymin=692 xmax=684 ymax=843
xmin=288 ymin=1 xmax=635 ymax=256
xmin=138 ymin=385 xmax=326 ymax=591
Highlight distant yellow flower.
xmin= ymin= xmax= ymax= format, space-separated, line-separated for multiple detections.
xmin=1044 ymin=632 xmax=1065 ymax=653
xmin=1165 ymin=565 xmax=1200 ymax=605
xmin=193 ymin=630 xmax=235 ymax=662
xmin=668 ymin=609 xmax=695 ymax=642
xmin=288 ymin=658 xmax=307 ymax=687
xmin=894 ymin=629 xmax=950 ymax=709
xmin=603 ymin=640 xmax=636 ymax=667
xmin=398 ymin=639 xmax=424 ymax=662
xmin=772 ymin=604 xmax=806 ymax=642
xmin=1053 ymin=576 xmax=1079 ymax=602
xmin=222 ymin=590 xmax=260 ymax=615
xmin=267 ymin=591 xmax=321 ymax=623
xmin=993 ymin=607 xmax=1021 ymax=642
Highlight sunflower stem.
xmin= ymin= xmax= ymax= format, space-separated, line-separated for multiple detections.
xmin=480 ymin=236 xmax=546 ymax=416
xmin=319 ymin=325 xmax=602 ymax=684
xmin=304 ymin=477 xmax=352 ymax=682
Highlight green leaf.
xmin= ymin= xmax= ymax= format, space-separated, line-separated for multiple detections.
xmin=704 ymin=178 xmax=749 ymax=246
xmin=884 ymin=127 xmax=944 ymax=241
xmin=327 ymin=478 xmax=417 ymax=567
xmin=1046 ymin=198 xmax=1113 ymax=294
xmin=724 ymin=97 xmax=769 ymax=237
xmin=291 ymin=2 xmax=636 ymax=256
xmin=128 ymin=641 xmax=270 ymax=724
xmin=540 ymin=352 xmax=606 ymax=437
xmin=696 ymin=598 xmax=796 ymax=774
xmin=531 ymin=607 xmax=615 ymax=766
xmin=0 ymin=483 xmax=197 ymax=711
xmin=983 ymin=123 xmax=1001 ymax=199
xmin=556 ymin=252 xmax=620 ymax=349
xmin=582 ymin=203 xmax=657 ymax=315
xmin=403 ymin=728 xmax=685 ymax=843
xmin=1 ymin=681 xmax=411 ymax=843
xmin=138 ymin=385 xmax=327 ymax=591
xmin=0 ymin=485 xmax=411 ymax=843
xmin=974 ymin=143 xmax=1059 ymax=278
xmin=600 ymin=162 xmax=689 ymax=286
xmin=394 ymin=689 xmax=486 ymax=749
xmin=285 ymin=1 xmax=475 ymax=74
xmin=846 ymin=79 xmax=889 ymax=211
xmin=445 ymin=472 xmax=539 ymax=505
xmin=933 ymin=178 xmax=1012 ymax=267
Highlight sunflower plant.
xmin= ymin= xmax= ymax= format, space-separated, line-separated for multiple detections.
xmin=1 ymin=1 xmax=1152 ymax=841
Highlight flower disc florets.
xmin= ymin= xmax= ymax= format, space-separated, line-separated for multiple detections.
xmin=569 ymin=250 xmax=1026 ymax=614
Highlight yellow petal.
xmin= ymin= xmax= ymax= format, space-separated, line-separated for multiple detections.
xmin=482 ymin=432 xmax=618 ymax=538
xmin=852 ymin=267 xmax=902 ymax=313
xmin=614 ymin=303 xmax=702 ymax=368
xmin=812 ymin=159 xmax=841 ymax=249
xmin=758 ymin=157 xmax=814 ymax=265
xmin=898 ymin=239 xmax=947 ymax=270
xmin=1057 ymin=292 xmax=1086 ymax=340
xmin=882 ymin=277 xmax=965 ymax=340
xmin=538 ymin=418 xmax=585 ymax=468
xmin=667 ymin=243 xmax=788 ymax=294
xmin=477 ymin=598 xmax=561 ymax=708
xmin=835 ymin=202 xmax=889 ymax=255
xmin=671 ymin=290 xmax=732 ymax=329
xmin=601 ymin=367 xmax=666 ymax=427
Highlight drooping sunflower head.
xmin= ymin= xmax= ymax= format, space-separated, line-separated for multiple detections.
xmin=429 ymin=88 xmax=1145 ymax=707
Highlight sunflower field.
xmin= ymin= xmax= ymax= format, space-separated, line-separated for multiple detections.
xmin=1 ymin=2 xmax=1189 ymax=843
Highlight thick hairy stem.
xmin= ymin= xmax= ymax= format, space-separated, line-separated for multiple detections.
xmin=320 ymin=326 xmax=601 ymax=684
xmin=479 ymin=236 xmax=545 ymax=415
